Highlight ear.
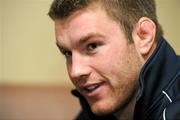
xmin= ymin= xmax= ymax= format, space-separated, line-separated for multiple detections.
xmin=132 ymin=17 xmax=156 ymax=59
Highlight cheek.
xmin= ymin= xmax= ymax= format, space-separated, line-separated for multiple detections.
xmin=95 ymin=49 xmax=125 ymax=75
xmin=90 ymin=54 xmax=117 ymax=80
xmin=95 ymin=48 xmax=138 ymax=85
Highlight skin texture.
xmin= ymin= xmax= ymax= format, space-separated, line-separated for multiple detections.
xmin=55 ymin=6 xmax=156 ymax=120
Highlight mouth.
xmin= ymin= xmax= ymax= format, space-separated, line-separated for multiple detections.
xmin=84 ymin=84 xmax=100 ymax=92
xmin=79 ymin=82 xmax=105 ymax=97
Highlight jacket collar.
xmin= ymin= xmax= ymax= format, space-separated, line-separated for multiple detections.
xmin=135 ymin=37 xmax=180 ymax=115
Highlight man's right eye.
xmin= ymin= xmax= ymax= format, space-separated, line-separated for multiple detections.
xmin=63 ymin=51 xmax=72 ymax=58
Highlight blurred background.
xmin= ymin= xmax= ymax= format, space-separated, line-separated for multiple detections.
xmin=0 ymin=0 xmax=179 ymax=120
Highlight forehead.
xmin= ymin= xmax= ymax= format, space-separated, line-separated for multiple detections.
xmin=57 ymin=8 xmax=114 ymax=29
xmin=54 ymin=7 xmax=124 ymax=46
xmin=55 ymin=8 xmax=98 ymax=34
xmin=55 ymin=7 xmax=108 ymax=30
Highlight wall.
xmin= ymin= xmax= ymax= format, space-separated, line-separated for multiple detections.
xmin=0 ymin=0 xmax=179 ymax=86
xmin=156 ymin=0 xmax=180 ymax=53
xmin=1 ymin=0 xmax=71 ymax=86
xmin=0 ymin=0 xmax=2 ymax=81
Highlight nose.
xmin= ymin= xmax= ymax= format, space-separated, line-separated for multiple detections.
xmin=68 ymin=53 xmax=90 ymax=80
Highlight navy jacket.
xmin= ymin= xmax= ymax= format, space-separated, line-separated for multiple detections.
xmin=72 ymin=37 xmax=180 ymax=120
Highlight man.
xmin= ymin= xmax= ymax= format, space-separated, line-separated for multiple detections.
xmin=48 ymin=0 xmax=180 ymax=119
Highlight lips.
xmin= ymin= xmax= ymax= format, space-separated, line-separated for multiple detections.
xmin=84 ymin=84 xmax=100 ymax=92
xmin=79 ymin=82 xmax=105 ymax=97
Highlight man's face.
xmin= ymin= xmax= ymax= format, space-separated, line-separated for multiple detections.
xmin=55 ymin=8 xmax=142 ymax=115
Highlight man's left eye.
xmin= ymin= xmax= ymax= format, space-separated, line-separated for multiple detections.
xmin=87 ymin=43 xmax=97 ymax=51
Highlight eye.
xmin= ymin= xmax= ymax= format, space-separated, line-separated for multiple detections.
xmin=87 ymin=43 xmax=97 ymax=51
xmin=63 ymin=51 xmax=72 ymax=58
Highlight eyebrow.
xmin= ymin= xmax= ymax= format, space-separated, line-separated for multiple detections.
xmin=56 ymin=32 xmax=104 ymax=51
xmin=56 ymin=42 xmax=61 ymax=49
xmin=56 ymin=42 xmax=66 ymax=54
xmin=78 ymin=32 xmax=104 ymax=45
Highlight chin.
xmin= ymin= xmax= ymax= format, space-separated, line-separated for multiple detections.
xmin=92 ymin=108 xmax=113 ymax=116
xmin=89 ymin=99 xmax=117 ymax=116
